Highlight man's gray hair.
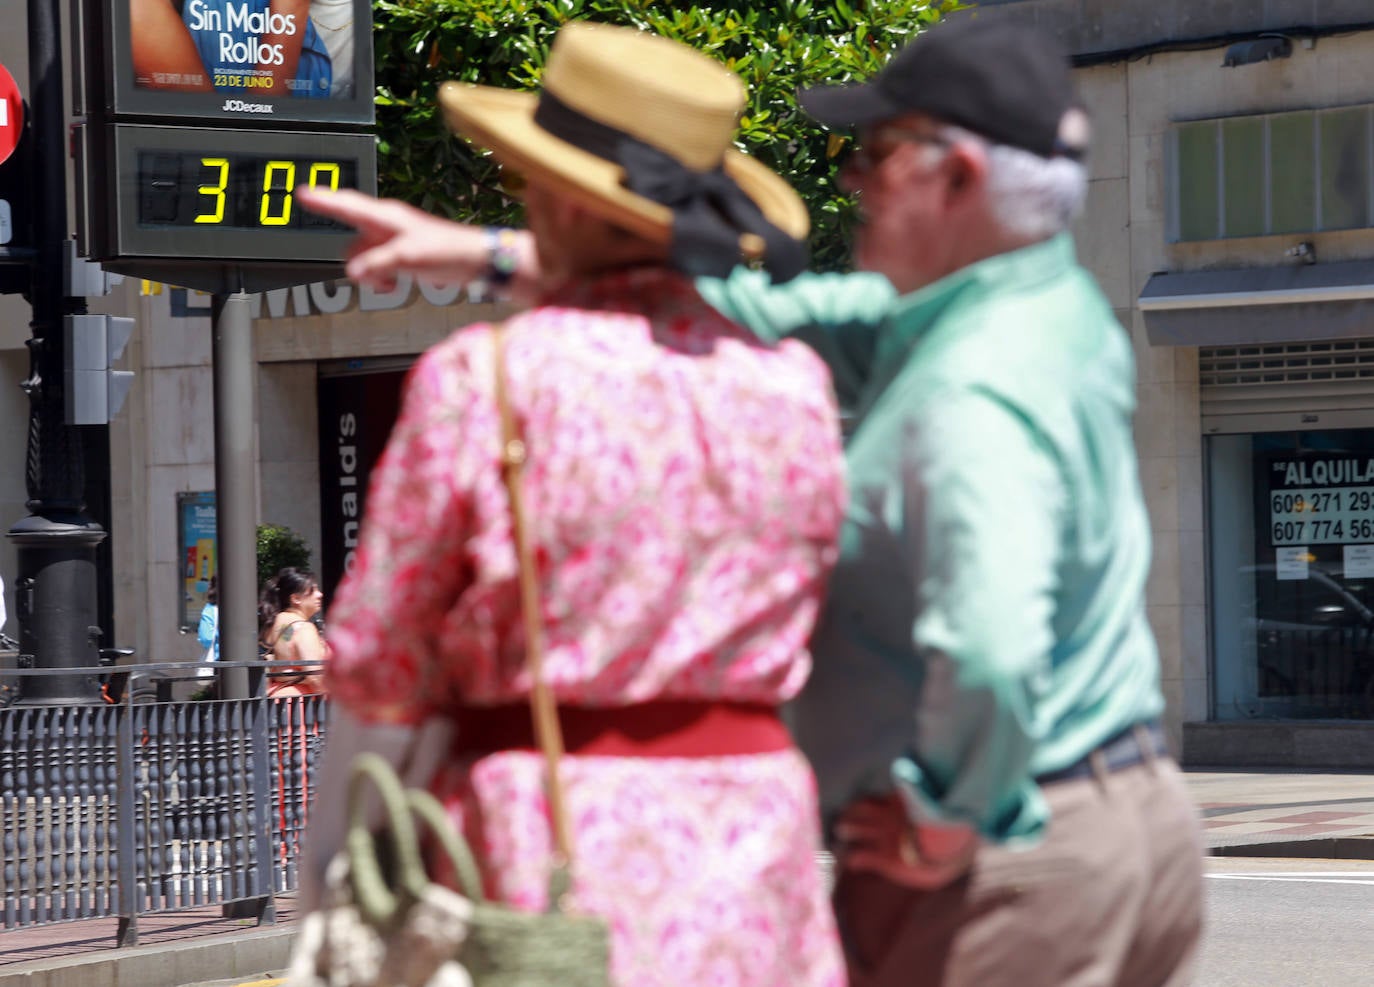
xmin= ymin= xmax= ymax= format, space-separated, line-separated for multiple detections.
xmin=938 ymin=124 xmax=1088 ymax=241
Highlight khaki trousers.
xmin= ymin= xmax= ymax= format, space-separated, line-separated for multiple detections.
xmin=834 ymin=757 xmax=1204 ymax=987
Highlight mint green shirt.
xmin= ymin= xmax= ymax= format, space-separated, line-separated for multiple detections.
xmin=700 ymin=235 xmax=1164 ymax=841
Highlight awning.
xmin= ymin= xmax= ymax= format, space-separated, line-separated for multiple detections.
xmin=1139 ymin=260 xmax=1374 ymax=346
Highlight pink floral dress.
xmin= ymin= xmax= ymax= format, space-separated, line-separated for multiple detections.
xmin=327 ymin=268 xmax=847 ymax=987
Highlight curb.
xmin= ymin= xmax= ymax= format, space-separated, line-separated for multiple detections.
xmin=0 ymin=926 xmax=294 ymax=987
xmin=1210 ymin=836 xmax=1374 ymax=859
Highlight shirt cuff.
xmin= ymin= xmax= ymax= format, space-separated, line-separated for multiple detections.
xmin=891 ymin=756 xmax=968 ymax=828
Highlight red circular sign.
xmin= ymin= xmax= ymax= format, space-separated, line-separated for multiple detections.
xmin=0 ymin=63 xmax=23 ymax=167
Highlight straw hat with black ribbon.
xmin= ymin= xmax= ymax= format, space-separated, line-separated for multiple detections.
xmin=437 ymin=21 xmax=810 ymax=283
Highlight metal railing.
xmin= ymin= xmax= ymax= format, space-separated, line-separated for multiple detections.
xmin=0 ymin=661 xmax=327 ymax=946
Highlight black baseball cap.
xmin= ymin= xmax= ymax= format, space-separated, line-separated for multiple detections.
xmin=798 ymin=16 xmax=1089 ymax=161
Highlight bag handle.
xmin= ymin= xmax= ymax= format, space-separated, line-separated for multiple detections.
xmin=346 ymin=753 xmax=488 ymax=928
xmin=406 ymin=788 xmax=486 ymax=904
xmin=491 ymin=324 xmax=577 ymax=883
xmin=345 ymin=752 xmax=427 ymax=928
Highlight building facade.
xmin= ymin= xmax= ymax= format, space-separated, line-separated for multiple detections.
xmin=6 ymin=2 xmax=1374 ymax=762
xmin=970 ymin=0 xmax=1374 ymax=763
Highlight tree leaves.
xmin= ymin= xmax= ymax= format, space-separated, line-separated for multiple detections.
xmin=372 ymin=0 xmax=962 ymax=270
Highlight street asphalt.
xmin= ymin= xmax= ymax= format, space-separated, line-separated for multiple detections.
xmin=1199 ymin=856 xmax=1374 ymax=986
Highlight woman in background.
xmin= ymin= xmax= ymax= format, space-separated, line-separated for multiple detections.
xmin=260 ymin=567 xmax=328 ymax=872
xmin=258 ymin=567 xmax=328 ymax=696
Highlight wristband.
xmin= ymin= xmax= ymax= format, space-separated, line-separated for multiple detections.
xmin=484 ymin=226 xmax=521 ymax=286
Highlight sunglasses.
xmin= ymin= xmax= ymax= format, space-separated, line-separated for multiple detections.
xmin=835 ymin=126 xmax=951 ymax=174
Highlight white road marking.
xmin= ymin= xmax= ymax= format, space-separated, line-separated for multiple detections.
xmin=1207 ymin=872 xmax=1374 ymax=887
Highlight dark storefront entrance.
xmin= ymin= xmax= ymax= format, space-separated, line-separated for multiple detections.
xmin=317 ymin=362 xmax=409 ymax=604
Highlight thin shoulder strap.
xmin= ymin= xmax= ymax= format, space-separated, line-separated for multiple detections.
xmin=491 ymin=324 xmax=575 ymax=869
xmin=264 ymin=618 xmax=311 ymax=648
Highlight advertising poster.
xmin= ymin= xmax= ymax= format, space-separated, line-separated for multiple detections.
xmin=178 ymin=491 xmax=218 ymax=630
xmin=129 ymin=0 xmax=354 ymax=99
xmin=113 ymin=0 xmax=372 ymax=124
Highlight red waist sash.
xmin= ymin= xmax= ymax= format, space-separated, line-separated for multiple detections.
xmin=452 ymin=700 xmax=792 ymax=758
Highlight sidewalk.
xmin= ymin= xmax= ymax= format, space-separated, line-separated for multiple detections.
xmin=0 ymin=899 xmax=297 ymax=987
xmin=5 ymin=768 xmax=1374 ymax=987
xmin=1188 ymin=767 xmax=1374 ymax=855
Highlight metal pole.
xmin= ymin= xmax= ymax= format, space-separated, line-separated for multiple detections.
xmin=211 ymin=291 xmax=256 ymax=701
xmin=7 ymin=0 xmax=105 ymax=704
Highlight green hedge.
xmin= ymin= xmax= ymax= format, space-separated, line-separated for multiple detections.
xmin=256 ymin=523 xmax=313 ymax=590
xmin=372 ymin=0 xmax=962 ymax=271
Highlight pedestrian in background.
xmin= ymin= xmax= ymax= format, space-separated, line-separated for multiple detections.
xmin=298 ymin=16 xmax=1205 ymax=987
xmin=197 ymin=575 xmax=219 ymax=662
xmin=258 ymin=567 xmax=328 ymax=696
xmin=308 ymin=21 xmax=847 ymax=987
xmin=192 ymin=575 xmax=220 ymax=698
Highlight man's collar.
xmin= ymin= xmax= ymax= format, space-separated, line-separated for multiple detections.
xmin=885 ymin=233 xmax=1078 ymax=341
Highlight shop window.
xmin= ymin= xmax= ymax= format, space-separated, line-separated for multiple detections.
xmin=1170 ymin=105 xmax=1374 ymax=241
xmin=1222 ymin=116 xmax=1265 ymax=238
xmin=1209 ymin=429 xmax=1374 ymax=719
xmin=1268 ymin=113 xmax=1317 ymax=234
xmin=1175 ymin=120 xmax=1220 ymax=241
xmin=1319 ymin=108 xmax=1370 ymax=231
